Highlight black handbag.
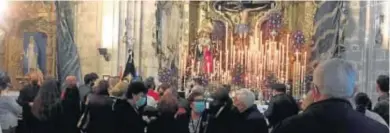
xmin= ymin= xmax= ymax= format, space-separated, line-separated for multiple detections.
xmin=77 ymin=98 xmax=90 ymax=131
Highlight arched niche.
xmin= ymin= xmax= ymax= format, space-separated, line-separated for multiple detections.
xmin=1 ymin=1 xmax=56 ymax=89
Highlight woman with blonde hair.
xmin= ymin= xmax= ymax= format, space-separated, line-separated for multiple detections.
xmin=110 ymin=81 xmax=129 ymax=98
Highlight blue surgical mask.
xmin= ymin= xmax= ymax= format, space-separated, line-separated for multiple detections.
xmin=136 ymin=97 xmax=147 ymax=107
xmin=193 ymin=101 xmax=205 ymax=113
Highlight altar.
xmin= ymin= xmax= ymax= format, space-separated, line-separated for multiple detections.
xmin=177 ymin=1 xmax=317 ymax=99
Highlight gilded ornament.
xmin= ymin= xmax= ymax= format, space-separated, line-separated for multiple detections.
xmin=2 ymin=1 xmax=56 ymax=88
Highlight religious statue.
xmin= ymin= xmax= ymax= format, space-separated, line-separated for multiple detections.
xmin=213 ymin=1 xmax=275 ymax=38
xmin=26 ymin=36 xmax=39 ymax=72
xmin=196 ymin=19 xmax=214 ymax=74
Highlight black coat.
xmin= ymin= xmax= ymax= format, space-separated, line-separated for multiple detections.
xmin=61 ymin=87 xmax=81 ymax=133
xmin=17 ymin=84 xmax=40 ymax=133
xmin=114 ymin=99 xmax=146 ymax=133
xmin=31 ymin=103 xmax=63 ymax=133
xmin=147 ymin=113 xmax=189 ymax=133
xmin=85 ymin=94 xmax=117 ymax=133
xmin=17 ymin=84 xmax=40 ymax=124
xmin=232 ymin=105 xmax=268 ymax=133
xmin=265 ymin=93 xmax=299 ymax=127
xmin=176 ymin=109 xmax=209 ymax=133
xmin=206 ymin=104 xmax=236 ymax=133
xmin=31 ymin=87 xmax=80 ymax=133
xmin=272 ymin=98 xmax=390 ymax=133
xmin=373 ymin=93 xmax=389 ymax=125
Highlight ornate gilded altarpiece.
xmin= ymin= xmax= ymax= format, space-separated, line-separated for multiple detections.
xmin=1 ymin=2 xmax=56 ymax=89
xmin=183 ymin=1 xmax=316 ymax=97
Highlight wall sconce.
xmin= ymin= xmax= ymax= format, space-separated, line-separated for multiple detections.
xmin=98 ymin=48 xmax=111 ymax=61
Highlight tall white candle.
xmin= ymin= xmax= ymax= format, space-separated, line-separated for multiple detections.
xmin=286 ymin=34 xmax=290 ymax=82
xmin=225 ymin=22 xmax=229 ymax=71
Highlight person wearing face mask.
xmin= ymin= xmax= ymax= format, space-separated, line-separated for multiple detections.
xmin=186 ymin=91 xmax=207 ymax=133
xmin=17 ymin=71 xmax=42 ymax=132
xmin=114 ymin=81 xmax=148 ymax=133
xmin=232 ymin=89 xmax=268 ymax=133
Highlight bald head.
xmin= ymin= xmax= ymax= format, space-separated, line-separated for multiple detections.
xmin=313 ymin=58 xmax=357 ymax=99
xmin=65 ymin=76 xmax=77 ymax=87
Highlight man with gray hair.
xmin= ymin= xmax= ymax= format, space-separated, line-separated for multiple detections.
xmin=232 ymin=88 xmax=268 ymax=133
xmin=272 ymin=58 xmax=389 ymax=133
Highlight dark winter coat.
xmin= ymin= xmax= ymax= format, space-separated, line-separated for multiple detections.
xmin=373 ymin=93 xmax=389 ymax=125
xmin=31 ymin=87 xmax=80 ymax=133
xmin=147 ymin=113 xmax=189 ymax=133
xmin=272 ymin=98 xmax=389 ymax=133
xmin=205 ymin=103 xmax=236 ymax=133
xmin=265 ymin=93 xmax=299 ymax=127
xmin=17 ymin=84 xmax=40 ymax=124
xmin=85 ymin=94 xmax=117 ymax=133
xmin=114 ymin=99 xmax=146 ymax=133
xmin=232 ymin=105 xmax=268 ymax=133
xmin=17 ymin=84 xmax=40 ymax=132
xmin=61 ymin=87 xmax=81 ymax=133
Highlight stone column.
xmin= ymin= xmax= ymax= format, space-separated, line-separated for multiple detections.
xmin=344 ymin=1 xmax=389 ymax=101
xmin=129 ymin=1 xmax=158 ymax=78
xmin=74 ymin=1 xmax=103 ymax=75
xmin=140 ymin=1 xmax=158 ymax=78
xmin=100 ymin=1 xmax=121 ymax=76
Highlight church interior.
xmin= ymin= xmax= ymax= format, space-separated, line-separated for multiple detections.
xmin=0 ymin=1 xmax=388 ymax=100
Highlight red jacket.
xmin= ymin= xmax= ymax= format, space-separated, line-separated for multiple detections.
xmin=147 ymin=89 xmax=160 ymax=101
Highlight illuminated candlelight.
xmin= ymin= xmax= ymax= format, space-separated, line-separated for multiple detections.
xmin=260 ymin=31 xmax=263 ymax=50
xmin=225 ymin=50 xmax=229 ymax=71
xmin=282 ymin=45 xmax=284 ymax=83
xmin=191 ymin=59 xmax=195 ymax=75
xmin=213 ymin=58 xmax=216 ymax=74
xmin=276 ymin=50 xmax=280 ymax=78
xmin=241 ymin=50 xmax=244 ymax=65
xmin=301 ymin=65 xmax=304 ymax=94
xmin=246 ymin=45 xmax=249 ymax=71
xmin=225 ymin=22 xmax=229 ymax=71
xmin=303 ymin=51 xmax=307 ymax=90
xmin=286 ymin=34 xmax=290 ymax=82
xmin=232 ymin=45 xmax=235 ymax=68
xmin=219 ymin=50 xmax=222 ymax=77
xmin=197 ymin=61 xmax=200 ymax=75
xmin=230 ymin=31 xmax=233 ymax=69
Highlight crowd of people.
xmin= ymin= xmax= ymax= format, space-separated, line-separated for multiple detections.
xmin=0 ymin=58 xmax=388 ymax=133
